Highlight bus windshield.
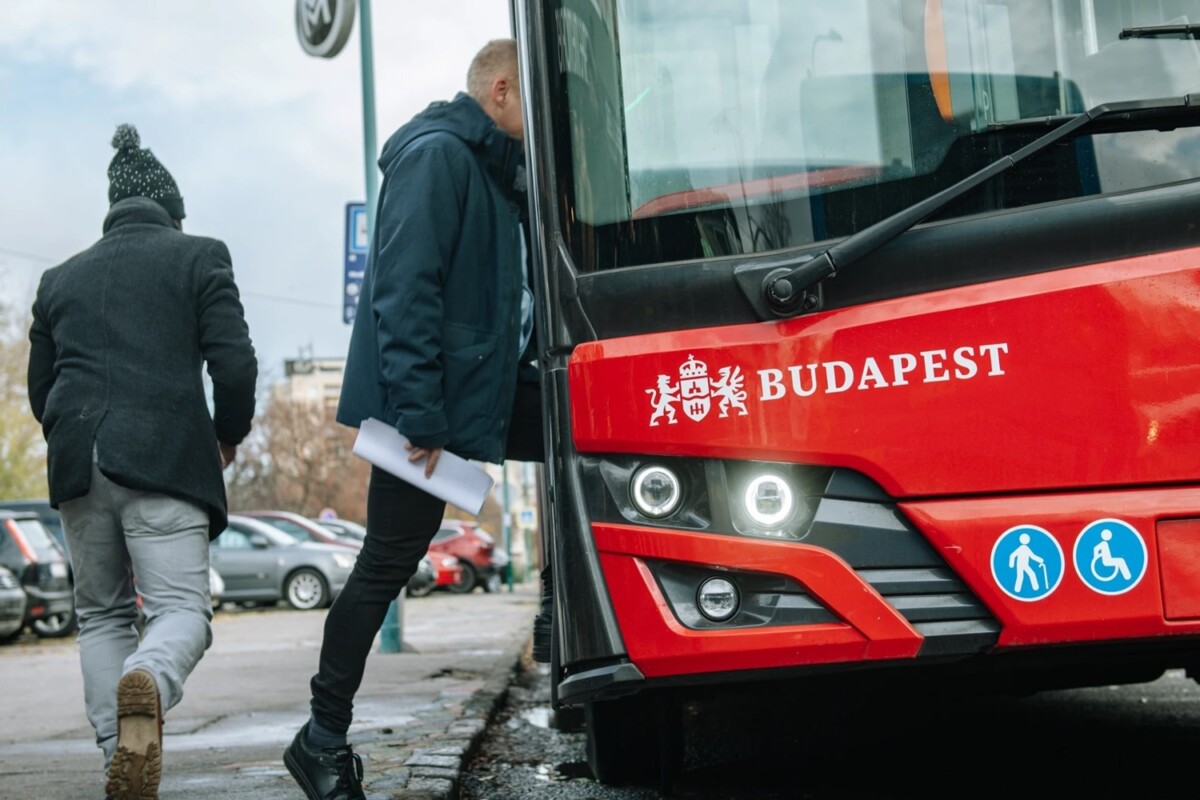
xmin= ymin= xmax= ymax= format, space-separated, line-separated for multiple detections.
xmin=549 ymin=0 xmax=1200 ymax=271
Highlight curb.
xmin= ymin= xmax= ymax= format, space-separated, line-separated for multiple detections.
xmin=359 ymin=635 xmax=530 ymax=800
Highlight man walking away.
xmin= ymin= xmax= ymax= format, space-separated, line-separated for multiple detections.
xmin=284 ymin=39 xmax=542 ymax=800
xmin=27 ymin=124 xmax=258 ymax=800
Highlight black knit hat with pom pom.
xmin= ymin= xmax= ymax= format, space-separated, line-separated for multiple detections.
xmin=107 ymin=124 xmax=186 ymax=220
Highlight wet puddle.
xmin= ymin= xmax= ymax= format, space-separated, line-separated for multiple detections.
xmin=519 ymin=706 xmax=553 ymax=728
xmin=533 ymin=761 xmax=594 ymax=782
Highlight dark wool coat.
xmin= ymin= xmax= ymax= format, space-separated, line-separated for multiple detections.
xmin=336 ymin=93 xmax=527 ymax=464
xmin=27 ymin=197 xmax=257 ymax=538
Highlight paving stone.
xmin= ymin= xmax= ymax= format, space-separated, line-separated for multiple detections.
xmin=406 ymin=754 xmax=461 ymax=769
xmin=404 ymin=776 xmax=456 ymax=795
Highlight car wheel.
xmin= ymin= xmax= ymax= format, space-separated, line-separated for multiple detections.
xmin=285 ymin=569 xmax=329 ymax=610
xmin=483 ymin=572 xmax=503 ymax=593
xmin=0 ymin=627 xmax=23 ymax=645
xmin=32 ymin=609 xmax=77 ymax=639
xmin=406 ymin=578 xmax=434 ymax=598
xmin=448 ymin=562 xmax=477 ymax=594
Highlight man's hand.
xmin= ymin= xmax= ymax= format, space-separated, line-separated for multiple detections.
xmin=405 ymin=443 xmax=443 ymax=479
xmin=219 ymin=442 xmax=237 ymax=470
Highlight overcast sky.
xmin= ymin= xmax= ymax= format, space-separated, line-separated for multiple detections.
xmin=0 ymin=1 xmax=513 ymax=384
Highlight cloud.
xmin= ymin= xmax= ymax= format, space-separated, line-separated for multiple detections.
xmin=0 ymin=0 xmax=512 ymax=373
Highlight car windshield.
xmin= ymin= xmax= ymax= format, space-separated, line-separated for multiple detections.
xmin=258 ymin=518 xmax=321 ymax=543
xmin=224 ymin=519 xmax=296 ymax=547
xmin=550 ymin=0 xmax=1200 ymax=270
xmin=321 ymin=520 xmax=366 ymax=538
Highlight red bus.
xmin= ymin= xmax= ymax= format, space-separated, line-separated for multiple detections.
xmin=513 ymin=0 xmax=1200 ymax=784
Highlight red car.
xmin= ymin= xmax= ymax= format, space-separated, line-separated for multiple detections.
xmin=428 ymin=521 xmax=505 ymax=593
xmin=238 ymin=511 xmax=362 ymax=550
xmin=406 ymin=551 xmax=464 ymax=598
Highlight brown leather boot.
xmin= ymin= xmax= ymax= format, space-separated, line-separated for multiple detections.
xmin=105 ymin=668 xmax=162 ymax=800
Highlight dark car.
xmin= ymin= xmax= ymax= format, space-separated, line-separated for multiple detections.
xmin=0 ymin=510 xmax=75 ymax=640
xmin=0 ymin=501 xmax=76 ymax=637
xmin=405 ymin=551 xmax=464 ymax=597
xmin=429 ymin=520 xmax=505 ymax=593
xmin=0 ymin=566 xmax=27 ymax=642
xmin=0 ymin=499 xmax=67 ymax=561
xmin=210 ymin=515 xmax=358 ymax=610
xmin=405 ymin=555 xmax=438 ymax=598
xmin=238 ymin=510 xmax=362 ymax=550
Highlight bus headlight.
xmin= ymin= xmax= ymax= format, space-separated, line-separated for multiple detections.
xmin=630 ymin=465 xmax=682 ymax=519
xmin=697 ymin=577 xmax=739 ymax=621
xmin=743 ymin=474 xmax=794 ymax=529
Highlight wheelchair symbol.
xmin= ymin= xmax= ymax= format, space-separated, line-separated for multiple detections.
xmin=1089 ymin=529 xmax=1131 ymax=583
xmin=1073 ymin=519 xmax=1146 ymax=596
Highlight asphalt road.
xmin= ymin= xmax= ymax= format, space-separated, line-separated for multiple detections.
xmin=0 ymin=588 xmax=536 ymax=800
xmin=463 ymin=658 xmax=1200 ymax=799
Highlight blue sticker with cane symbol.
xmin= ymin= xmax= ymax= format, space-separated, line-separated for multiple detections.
xmin=991 ymin=525 xmax=1064 ymax=602
xmin=1073 ymin=519 xmax=1147 ymax=596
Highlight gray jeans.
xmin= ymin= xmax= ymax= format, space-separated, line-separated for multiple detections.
xmin=59 ymin=460 xmax=213 ymax=768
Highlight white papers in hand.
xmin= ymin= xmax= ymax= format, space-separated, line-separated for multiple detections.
xmin=351 ymin=418 xmax=495 ymax=516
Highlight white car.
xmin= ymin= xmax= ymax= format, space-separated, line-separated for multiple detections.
xmin=209 ymin=566 xmax=225 ymax=609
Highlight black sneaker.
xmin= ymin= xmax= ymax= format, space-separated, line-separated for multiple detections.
xmin=283 ymin=723 xmax=365 ymax=800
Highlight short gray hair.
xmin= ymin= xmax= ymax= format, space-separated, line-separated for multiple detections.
xmin=467 ymin=39 xmax=519 ymax=104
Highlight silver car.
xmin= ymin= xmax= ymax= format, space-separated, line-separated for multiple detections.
xmin=210 ymin=515 xmax=356 ymax=611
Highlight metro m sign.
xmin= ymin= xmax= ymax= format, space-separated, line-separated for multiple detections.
xmin=296 ymin=0 xmax=357 ymax=59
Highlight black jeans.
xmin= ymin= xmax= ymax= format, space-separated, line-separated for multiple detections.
xmin=310 ymin=380 xmax=544 ymax=733
xmin=309 ymin=467 xmax=444 ymax=733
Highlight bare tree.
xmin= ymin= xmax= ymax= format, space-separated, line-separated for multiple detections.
xmin=225 ymin=379 xmax=510 ymax=534
xmin=226 ymin=393 xmax=369 ymax=522
xmin=0 ymin=305 xmax=48 ymax=499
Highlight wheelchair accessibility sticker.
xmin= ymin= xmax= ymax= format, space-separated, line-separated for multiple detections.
xmin=991 ymin=525 xmax=1064 ymax=602
xmin=1073 ymin=518 xmax=1147 ymax=596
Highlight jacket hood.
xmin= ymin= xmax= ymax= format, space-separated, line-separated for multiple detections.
xmin=379 ymin=92 xmax=526 ymax=198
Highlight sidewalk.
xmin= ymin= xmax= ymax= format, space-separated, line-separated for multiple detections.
xmin=0 ymin=584 xmax=538 ymax=799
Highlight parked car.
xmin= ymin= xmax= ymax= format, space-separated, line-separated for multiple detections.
xmin=0 ymin=500 xmax=68 ymax=564
xmin=238 ymin=511 xmax=362 ymax=550
xmin=0 ymin=502 xmax=76 ymax=637
xmin=313 ymin=518 xmax=367 ymax=543
xmin=209 ymin=566 xmax=225 ymax=608
xmin=0 ymin=510 xmax=75 ymax=640
xmin=135 ymin=566 xmax=225 ymax=634
xmin=429 ymin=520 xmax=505 ymax=593
xmin=0 ymin=566 xmax=27 ymax=642
xmin=407 ymin=552 xmax=463 ymax=597
xmin=405 ymin=555 xmax=438 ymax=598
xmin=210 ymin=515 xmax=357 ymax=610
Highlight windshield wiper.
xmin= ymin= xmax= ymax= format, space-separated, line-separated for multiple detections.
xmin=761 ymin=95 xmax=1200 ymax=317
xmin=1120 ymin=24 xmax=1200 ymax=40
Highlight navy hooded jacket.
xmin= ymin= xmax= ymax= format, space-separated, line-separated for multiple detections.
xmin=336 ymin=93 xmax=527 ymax=464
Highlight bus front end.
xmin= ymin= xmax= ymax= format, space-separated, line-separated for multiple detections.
xmin=515 ymin=0 xmax=1200 ymax=782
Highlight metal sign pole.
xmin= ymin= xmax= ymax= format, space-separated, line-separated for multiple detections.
xmin=296 ymin=0 xmax=403 ymax=651
xmin=503 ymin=463 xmax=513 ymax=592
xmin=358 ymin=0 xmax=379 ymax=245
xmin=356 ymin=0 xmax=406 ymax=655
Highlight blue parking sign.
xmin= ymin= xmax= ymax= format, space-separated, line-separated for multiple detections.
xmin=344 ymin=202 xmax=368 ymax=324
